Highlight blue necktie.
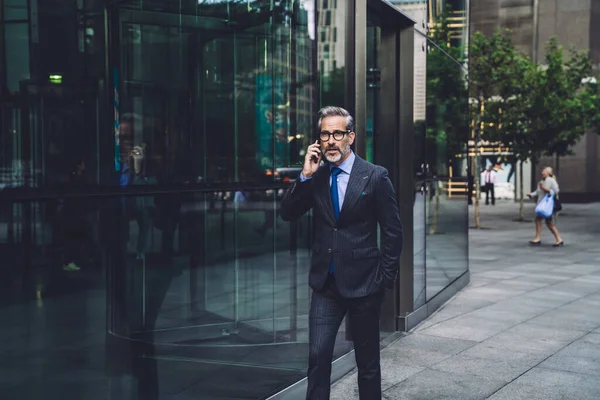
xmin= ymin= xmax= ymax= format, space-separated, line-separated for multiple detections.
xmin=329 ymin=167 xmax=342 ymax=273
xmin=331 ymin=167 xmax=342 ymax=219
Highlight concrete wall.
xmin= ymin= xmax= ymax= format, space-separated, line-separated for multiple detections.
xmin=591 ymin=0 xmax=600 ymax=66
xmin=537 ymin=130 xmax=600 ymax=202
xmin=538 ymin=136 xmax=587 ymax=193
xmin=397 ymin=2 xmax=428 ymax=121
xmin=536 ymin=0 xmax=591 ymax=61
xmin=470 ymin=0 xmax=534 ymax=56
xmin=535 ymin=0 xmax=598 ymax=202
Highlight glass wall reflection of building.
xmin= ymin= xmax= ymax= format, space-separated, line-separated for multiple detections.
xmin=0 ymin=0 xmax=467 ymax=398
xmin=391 ymin=0 xmax=470 ymax=308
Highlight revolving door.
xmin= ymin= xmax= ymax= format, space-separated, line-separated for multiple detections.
xmin=105 ymin=2 xmax=320 ymax=398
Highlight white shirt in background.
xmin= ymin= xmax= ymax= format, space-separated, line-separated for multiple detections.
xmin=483 ymin=170 xmax=496 ymax=185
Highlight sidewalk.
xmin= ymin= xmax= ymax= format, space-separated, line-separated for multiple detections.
xmin=331 ymin=201 xmax=600 ymax=400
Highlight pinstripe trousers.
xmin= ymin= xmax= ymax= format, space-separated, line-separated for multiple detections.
xmin=306 ymin=275 xmax=384 ymax=400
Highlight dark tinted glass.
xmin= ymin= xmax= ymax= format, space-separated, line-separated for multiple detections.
xmin=115 ymin=2 xmax=315 ymax=185
xmin=395 ymin=0 xmax=469 ymax=304
xmin=319 ymin=0 xmax=347 ymax=110
xmin=423 ymin=0 xmax=469 ymax=301
xmin=0 ymin=1 xmax=353 ymax=399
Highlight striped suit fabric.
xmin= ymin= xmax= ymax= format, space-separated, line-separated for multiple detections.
xmin=281 ymin=155 xmax=403 ymax=400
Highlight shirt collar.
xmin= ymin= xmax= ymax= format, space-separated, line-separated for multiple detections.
xmin=330 ymin=151 xmax=355 ymax=175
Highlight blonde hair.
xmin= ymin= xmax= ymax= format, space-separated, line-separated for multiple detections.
xmin=544 ymin=166 xmax=557 ymax=182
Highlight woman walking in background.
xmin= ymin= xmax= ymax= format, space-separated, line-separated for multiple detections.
xmin=528 ymin=167 xmax=564 ymax=247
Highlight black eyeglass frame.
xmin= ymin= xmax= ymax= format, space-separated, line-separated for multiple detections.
xmin=318 ymin=130 xmax=352 ymax=141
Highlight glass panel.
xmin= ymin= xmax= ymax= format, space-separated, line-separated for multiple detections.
xmin=107 ymin=190 xmax=313 ymax=398
xmin=0 ymin=1 xmax=354 ymax=399
xmin=430 ymin=0 xmax=469 ymax=48
xmin=319 ymin=0 xmax=347 ymax=109
xmin=365 ymin=12 xmax=380 ymax=164
xmin=424 ymin=0 xmax=470 ymax=301
xmin=114 ymin=1 xmax=325 ymax=185
xmin=0 ymin=199 xmax=107 ymax=399
xmin=4 ymin=0 xmax=28 ymax=21
xmin=5 ymin=23 xmax=30 ymax=92
xmin=1 ymin=2 xmax=103 ymax=189
xmin=25 ymin=82 xmax=100 ymax=188
xmin=413 ymin=182 xmax=427 ymax=308
xmin=394 ymin=0 xmax=429 ymax=308
xmin=0 ymin=191 xmax=317 ymax=399
xmin=426 ymin=177 xmax=468 ymax=299
xmin=108 ymin=1 xmax=329 ymax=398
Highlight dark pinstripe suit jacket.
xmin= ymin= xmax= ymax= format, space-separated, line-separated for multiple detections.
xmin=280 ymin=156 xmax=403 ymax=298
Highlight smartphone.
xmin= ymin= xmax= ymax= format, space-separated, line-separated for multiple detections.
xmin=311 ymin=139 xmax=321 ymax=163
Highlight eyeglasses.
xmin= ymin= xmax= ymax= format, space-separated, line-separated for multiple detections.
xmin=319 ymin=130 xmax=351 ymax=141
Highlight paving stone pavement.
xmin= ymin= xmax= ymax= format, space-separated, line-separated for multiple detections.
xmin=331 ymin=201 xmax=600 ymax=400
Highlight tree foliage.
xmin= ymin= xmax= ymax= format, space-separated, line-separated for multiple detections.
xmin=424 ymin=7 xmax=469 ymax=175
xmin=471 ymin=32 xmax=599 ymax=164
xmin=528 ymin=38 xmax=596 ymax=159
xmin=470 ymin=30 xmax=600 ymax=220
xmin=472 ymin=30 xmax=536 ymax=163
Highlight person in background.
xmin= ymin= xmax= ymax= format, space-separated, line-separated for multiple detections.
xmin=118 ymin=113 xmax=158 ymax=260
xmin=483 ymin=165 xmax=496 ymax=206
xmin=527 ymin=166 xmax=564 ymax=247
xmin=130 ymin=144 xmax=157 ymax=260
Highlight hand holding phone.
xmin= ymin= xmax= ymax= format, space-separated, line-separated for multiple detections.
xmin=302 ymin=140 xmax=322 ymax=178
xmin=311 ymin=139 xmax=321 ymax=163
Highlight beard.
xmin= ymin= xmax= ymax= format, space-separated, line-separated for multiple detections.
xmin=322 ymin=142 xmax=350 ymax=163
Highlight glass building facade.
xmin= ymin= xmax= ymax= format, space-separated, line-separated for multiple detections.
xmin=390 ymin=0 xmax=470 ymax=320
xmin=0 ymin=0 xmax=468 ymax=398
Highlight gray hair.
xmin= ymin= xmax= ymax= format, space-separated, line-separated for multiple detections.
xmin=317 ymin=106 xmax=355 ymax=132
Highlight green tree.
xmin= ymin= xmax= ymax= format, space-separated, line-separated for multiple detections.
xmin=481 ymin=30 xmax=535 ymax=221
xmin=590 ymin=78 xmax=600 ymax=131
xmin=528 ymin=37 xmax=596 ymax=176
xmin=583 ymin=78 xmax=600 ymax=132
xmin=426 ymin=7 xmax=469 ymax=174
xmin=469 ymin=30 xmax=515 ymax=227
xmin=471 ymin=32 xmax=600 ymax=222
xmin=425 ymin=7 xmax=469 ymax=233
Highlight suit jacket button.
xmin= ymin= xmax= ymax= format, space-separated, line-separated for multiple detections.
xmin=334 ymin=228 xmax=338 ymax=232
xmin=328 ymin=248 xmax=332 ymax=253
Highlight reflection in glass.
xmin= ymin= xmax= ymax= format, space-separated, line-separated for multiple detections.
xmin=114 ymin=0 xmax=322 ymax=186
xmin=0 ymin=199 xmax=106 ymax=399
xmin=107 ymin=1 xmax=334 ymax=398
xmin=107 ymin=190 xmax=314 ymax=398
xmin=0 ymin=1 xmax=355 ymax=399
xmin=423 ymin=1 xmax=470 ymax=301
xmin=366 ymin=13 xmax=381 ymax=163
xmin=425 ymin=178 xmax=468 ymax=299
xmin=1 ymin=1 xmax=104 ymax=190
xmin=425 ymin=9 xmax=468 ymax=179
xmin=397 ymin=0 xmax=430 ymax=309
xmin=319 ymin=0 xmax=347 ymax=109
xmin=429 ymin=0 xmax=469 ymax=48
xmin=413 ymin=183 xmax=427 ymax=308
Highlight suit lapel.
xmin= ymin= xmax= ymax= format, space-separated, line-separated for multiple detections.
xmin=339 ymin=156 xmax=372 ymax=221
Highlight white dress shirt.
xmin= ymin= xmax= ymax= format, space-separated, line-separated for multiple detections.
xmin=299 ymin=151 xmax=356 ymax=211
xmin=483 ymin=170 xmax=496 ymax=185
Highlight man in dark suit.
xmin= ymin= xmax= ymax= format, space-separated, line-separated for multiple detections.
xmin=281 ymin=106 xmax=403 ymax=400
